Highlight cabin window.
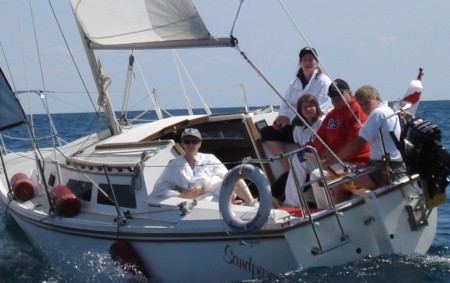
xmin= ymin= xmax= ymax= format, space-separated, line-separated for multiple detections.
xmin=66 ymin=179 xmax=93 ymax=201
xmin=97 ymin=184 xmax=137 ymax=208
xmin=201 ymin=130 xmax=243 ymax=139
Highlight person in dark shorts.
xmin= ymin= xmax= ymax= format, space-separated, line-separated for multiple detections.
xmin=260 ymin=47 xmax=332 ymax=173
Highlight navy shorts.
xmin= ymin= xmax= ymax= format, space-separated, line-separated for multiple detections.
xmin=260 ymin=124 xmax=295 ymax=143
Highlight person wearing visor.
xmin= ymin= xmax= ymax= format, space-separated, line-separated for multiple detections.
xmin=260 ymin=46 xmax=332 ymax=174
xmin=153 ymin=128 xmax=255 ymax=204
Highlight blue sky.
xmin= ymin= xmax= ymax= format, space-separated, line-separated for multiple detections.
xmin=1 ymin=0 xmax=449 ymax=114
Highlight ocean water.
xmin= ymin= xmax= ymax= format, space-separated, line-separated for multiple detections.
xmin=0 ymin=102 xmax=449 ymax=283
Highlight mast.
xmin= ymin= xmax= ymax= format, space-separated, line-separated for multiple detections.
xmin=69 ymin=0 xmax=234 ymax=133
xmin=75 ymin=21 xmax=121 ymax=135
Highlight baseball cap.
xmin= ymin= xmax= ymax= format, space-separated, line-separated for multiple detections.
xmin=299 ymin=46 xmax=318 ymax=61
xmin=181 ymin=128 xmax=202 ymax=140
xmin=328 ymin=79 xmax=350 ymax=97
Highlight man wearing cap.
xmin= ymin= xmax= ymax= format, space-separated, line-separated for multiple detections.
xmin=321 ymin=85 xmax=405 ymax=189
xmin=260 ymin=46 xmax=332 ymax=174
xmin=309 ymin=79 xmax=370 ymax=208
xmin=153 ymin=128 xmax=255 ymax=204
xmin=311 ymin=79 xmax=370 ymax=165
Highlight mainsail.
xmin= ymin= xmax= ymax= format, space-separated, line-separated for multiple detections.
xmin=70 ymin=0 xmax=233 ymax=50
xmin=0 ymin=68 xmax=27 ymax=131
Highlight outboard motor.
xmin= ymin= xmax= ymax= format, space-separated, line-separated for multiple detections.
xmin=401 ymin=117 xmax=450 ymax=208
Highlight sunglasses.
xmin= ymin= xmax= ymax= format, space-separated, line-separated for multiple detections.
xmin=183 ymin=139 xmax=200 ymax=145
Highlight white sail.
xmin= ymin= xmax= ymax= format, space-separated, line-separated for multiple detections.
xmin=70 ymin=0 xmax=233 ymax=49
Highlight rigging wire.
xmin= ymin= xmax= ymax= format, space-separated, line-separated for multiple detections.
xmin=11 ymin=0 xmax=56 ymax=212
xmin=172 ymin=50 xmax=194 ymax=116
xmin=47 ymin=0 xmax=99 ymax=117
xmin=233 ymin=45 xmax=341 ymax=165
xmin=227 ymin=0 xmax=349 ymax=168
xmin=15 ymin=0 xmax=34 ymax=135
xmin=134 ymin=56 xmax=167 ymax=120
xmin=277 ymin=0 xmax=363 ymax=128
xmin=28 ymin=1 xmax=62 ymax=148
xmin=151 ymin=88 xmax=174 ymax=117
xmin=230 ymin=0 xmax=245 ymax=37
xmin=0 ymin=41 xmax=17 ymax=91
xmin=172 ymin=50 xmax=212 ymax=115
xmin=264 ymin=0 xmax=362 ymax=168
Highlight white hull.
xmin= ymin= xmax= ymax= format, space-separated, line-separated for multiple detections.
xmin=4 ymin=190 xmax=438 ymax=282
xmin=1 ymin=129 xmax=438 ymax=282
xmin=1 ymin=1 xmax=446 ymax=281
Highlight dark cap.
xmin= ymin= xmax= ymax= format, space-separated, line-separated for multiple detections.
xmin=181 ymin=128 xmax=202 ymax=140
xmin=299 ymin=46 xmax=318 ymax=61
xmin=328 ymin=79 xmax=350 ymax=97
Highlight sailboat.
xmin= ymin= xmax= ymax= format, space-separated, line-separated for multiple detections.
xmin=1 ymin=0 xmax=449 ymax=282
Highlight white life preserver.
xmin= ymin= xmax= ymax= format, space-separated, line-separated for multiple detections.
xmin=219 ymin=164 xmax=272 ymax=234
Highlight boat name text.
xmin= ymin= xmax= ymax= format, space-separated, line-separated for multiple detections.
xmin=223 ymin=244 xmax=274 ymax=279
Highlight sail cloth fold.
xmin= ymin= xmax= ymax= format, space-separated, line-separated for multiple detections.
xmin=70 ymin=0 xmax=233 ymax=49
xmin=0 ymin=68 xmax=27 ymax=131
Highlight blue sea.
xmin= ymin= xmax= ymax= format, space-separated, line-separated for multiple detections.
xmin=1 ymin=103 xmax=449 ymax=283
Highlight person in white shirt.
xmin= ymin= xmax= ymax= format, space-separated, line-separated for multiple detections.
xmin=260 ymin=47 xmax=332 ymax=173
xmin=317 ymin=85 xmax=405 ymax=208
xmin=153 ymin=128 xmax=254 ymax=203
xmin=279 ymin=94 xmax=325 ymax=207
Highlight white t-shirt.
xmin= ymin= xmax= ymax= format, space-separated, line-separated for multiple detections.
xmin=278 ymin=71 xmax=332 ymax=121
xmin=293 ymin=116 xmax=324 ymax=147
xmin=359 ymin=101 xmax=402 ymax=161
xmin=153 ymin=152 xmax=227 ymax=199
xmin=283 ymin=117 xmax=324 ymax=207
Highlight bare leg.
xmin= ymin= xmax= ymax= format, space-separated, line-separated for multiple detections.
xmin=234 ymin=179 xmax=254 ymax=204
xmin=264 ymin=141 xmax=290 ymax=172
xmin=352 ymin=174 xmax=376 ymax=190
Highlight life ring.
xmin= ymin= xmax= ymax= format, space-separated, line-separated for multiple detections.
xmin=219 ymin=164 xmax=272 ymax=234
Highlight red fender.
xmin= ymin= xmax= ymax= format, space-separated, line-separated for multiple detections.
xmin=50 ymin=185 xmax=81 ymax=217
xmin=10 ymin=173 xmax=35 ymax=202
xmin=109 ymin=240 xmax=151 ymax=280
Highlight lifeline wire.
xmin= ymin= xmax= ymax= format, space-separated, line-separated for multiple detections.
xmin=277 ymin=0 xmax=363 ymax=127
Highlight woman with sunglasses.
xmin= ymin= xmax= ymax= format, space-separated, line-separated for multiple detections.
xmin=153 ymin=128 xmax=255 ymax=204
